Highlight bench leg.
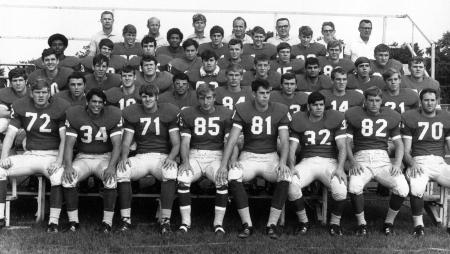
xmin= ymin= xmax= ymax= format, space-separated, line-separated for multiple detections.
xmin=5 ymin=200 xmax=10 ymax=227
xmin=321 ymin=187 xmax=328 ymax=225
xmin=440 ymin=186 xmax=448 ymax=228
xmin=35 ymin=176 xmax=46 ymax=223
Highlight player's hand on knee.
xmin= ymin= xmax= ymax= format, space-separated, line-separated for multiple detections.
xmin=103 ymin=166 xmax=116 ymax=184
xmin=349 ymin=161 xmax=363 ymax=176
xmin=278 ymin=164 xmax=292 ymax=180
xmin=0 ymin=158 xmax=11 ymax=169
xmin=216 ymin=166 xmax=228 ymax=186
xmin=62 ymin=166 xmax=77 ymax=183
xmin=406 ymin=163 xmax=423 ymax=178
xmin=228 ymin=161 xmax=242 ymax=171
xmin=162 ymin=158 xmax=177 ymax=170
xmin=332 ymin=167 xmax=347 ymax=184
xmin=390 ymin=164 xmax=402 ymax=176
xmin=178 ymin=162 xmax=193 ymax=177
xmin=117 ymin=159 xmax=130 ymax=173
xmin=47 ymin=161 xmax=62 ymax=175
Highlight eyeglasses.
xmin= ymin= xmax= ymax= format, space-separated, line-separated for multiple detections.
xmin=277 ymin=25 xmax=289 ymax=29
xmin=322 ymin=29 xmax=334 ymax=33
xmin=359 ymin=27 xmax=372 ymax=30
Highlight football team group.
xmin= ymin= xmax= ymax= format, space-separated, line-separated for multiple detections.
xmin=0 ymin=10 xmax=444 ymax=240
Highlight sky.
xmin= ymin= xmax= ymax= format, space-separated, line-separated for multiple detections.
xmin=0 ymin=0 xmax=449 ymax=63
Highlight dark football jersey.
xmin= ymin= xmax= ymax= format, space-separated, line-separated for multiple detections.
xmin=105 ymin=87 xmax=141 ymax=110
xmin=290 ymin=110 xmax=346 ymax=158
xmin=345 ymin=106 xmax=401 ymax=153
xmin=198 ymin=42 xmax=229 ymax=59
xmin=168 ymin=57 xmax=202 ymax=76
xmin=84 ymin=73 xmax=121 ymax=92
xmin=179 ymin=105 xmax=232 ymax=150
xmin=346 ymin=74 xmax=385 ymax=91
xmin=291 ymin=43 xmax=327 ymax=60
xmin=401 ymin=109 xmax=450 ymax=157
xmin=10 ymin=97 xmax=70 ymax=150
xmin=217 ymin=55 xmax=255 ymax=72
xmin=128 ymin=54 xmax=172 ymax=72
xmin=111 ymin=42 xmax=144 ymax=61
xmin=187 ymin=67 xmax=228 ymax=89
xmin=270 ymin=90 xmax=308 ymax=114
xmin=81 ymin=55 xmax=127 ymax=74
xmin=215 ymin=86 xmax=253 ymax=110
xmin=156 ymin=46 xmax=184 ymax=60
xmin=241 ymin=71 xmax=281 ymax=90
xmin=270 ymin=59 xmax=305 ymax=75
xmin=53 ymin=90 xmax=86 ymax=106
xmin=135 ymin=71 xmax=174 ymax=94
xmin=158 ymin=90 xmax=198 ymax=109
xmin=65 ymin=105 xmax=122 ymax=154
xmin=382 ymin=88 xmax=419 ymax=114
xmin=28 ymin=67 xmax=74 ymax=94
xmin=320 ymin=89 xmax=364 ymax=113
xmin=370 ymin=59 xmax=404 ymax=77
xmin=317 ymin=56 xmax=354 ymax=77
xmin=400 ymin=75 xmax=440 ymax=94
xmin=233 ymin=101 xmax=291 ymax=154
xmin=122 ymin=103 xmax=179 ymax=154
xmin=242 ymin=43 xmax=277 ymax=59
xmin=32 ymin=55 xmax=81 ymax=71
xmin=0 ymin=87 xmax=29 ymax=110
xmin=296 ymin=74 xmax=333 ymax=92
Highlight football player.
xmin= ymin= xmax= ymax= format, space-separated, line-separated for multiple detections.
xmin=218 ymin=39 xmax=255 ymax=72
xmin=318 ymin=40 xmax=354 ymax=77
xmin=81 ymin=38 xmax=127 ymax=74
xmin=53 ymin=72 xmax=87 ymax=106
xmin=177 ymin=84 xmax=233 ymax=235
xmin=346 ymin=57 xmax=385 ymax=91
xmin=320 ymin=68 xmax=364 ymax=113
xmin=129 ymin=36 xmax=172 ymax=72
xmin=241 ymin=54 xmax=281 ymax=89
xmin=84 ymin=54 xmax=121 ymax=92
xmin=296 ymin=57 xmax=333 ymax=92
xmin=346 ymin=86 xmax=409 ymax=236
xmin=288 ymin=92 xmax=347 ymax=236
xmin=135 ymin=55 xmax=174 ymax=94
xmin=62 ymin=88 xmax=122 ymax=233
xmin=187 ymin=13 xmax=210 ymax=44
xmin=400 ymin=56 xmax=440 ymax=94
xmin=111 ymin=24 xmax=144 ymax=61
xmin=402 ymin=88 xmax=450 ymax=236
xmin=105 ymin=66 xmax=141 ymax=109
xmin=168 ymin=39 xmax=202 ymax=75
xmin=0 ymin=79 xmax=70 ymax=231
xmin=155 ymin=28 xmax=184 ymax=60
xmin=370 ymin=44 xmax=403 ymax=77
xmin=32 ymin=34 xmax=81 ymax=71
xmin=243 ymin=26 xmax=277 ymax=59
xmin=116 ymin=84 xmax=180 ymax=234
xmin=158 ymin=73 xmax=198 ymax=109
xmin=28 ymin=48 xmax=74 ymax=95
xmin=215 ymin=64 xmax=253 ymax=110
xmin=291 ymin=26 xmax=327 ymax=61
xmin=216 ymin=79 xmax=292 ymax=239
xmin=198 ymin=26 xmax=228 ymax=59
xmin=186 ymin=50 xmax=227 ymax=89
xmin=381 ymin=68 xmax=419 ymax=114
xmin=270 ymin=72 xmax=308 ymax=114
xmin=270 ymin=42 xmax=305 ymax=75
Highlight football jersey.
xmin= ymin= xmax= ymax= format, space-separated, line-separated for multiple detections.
xmin=168 ymin=57 xmax=202 ymax=76
xmin=135 ymin=71 xmax=174 ymax=94
xmin=382 ymin=88 xmax=419 ymax=114
xmin=217 ymin=55 xmax=255 ymax=72
xmin=128 ymin=54 xmax=172 ymax=72
xmin=65 ymin=105 xmax=122 ymax=154
xmin=400 ymin=75 xmax=440 ymax=94
xmin=233 ymin=101 xmax=291 ymax=154
xmin=270 ymin=59 xmax=305 ymax=75
xmin=179 ymin=105 xmax=233 ymax=150
xmin=0 ymin=87 xmax=29 ymax=110
xmin=111 ymin=42 xmax=144 ymax=61
xmin=320 ymin=89 xmax=364 ymax=113
xmin=291 ymin=43 xmax=327 ymax=61
xmin=290 ymin=110 xmax=346 ymax=158
xmin=122 ymin=103 xmax=179 ymax=154
xmin=105 ymin=87 xmax=141 ymax=110
xmin=370 ymin=59 xmax=404 ymax=77
xmin=186 ymin=67 xmax=228 ymax=89
xmin=346 ymin=74 xmax=385 ymax=91
xmin=84 ymin=73 xmax=121 ymax=92
xmin=317 ymin=56 xmax=355 ymax=77
xmin=53 ymin=90 xmax=86 ymax=106
xmin=158 ymin=90 xmax=198 ymax=109
xmin=198 ymin=42 xmax=229 ymax=59
xmin=81 ymin=55 xmax=127 ymax=74
xmin=270 ymin=90 xmax=308 ymax=114
xmin=296 ymin=74 xmax=333 ymax=92
xmin=28 ymin=67 xmax=74 ymax=94
xmin=242 ymin=43 xmax=277 ymax=59
xmin=215 ymin=86 xmax=253 ymax=110
xmin=241 ymin=71 xmax=281 ymax=90
xmin=32 ymin=55 xmax=81 ymax=71
xmin=10 ymin=96 xmax=70 ymax=150
xmin=156 ymin=46 xmax=184 ymax=60
xmin=401 ymin=109 xmax=450 ymax=157
xmin=345 ymin=106 xmax=401 ymax=153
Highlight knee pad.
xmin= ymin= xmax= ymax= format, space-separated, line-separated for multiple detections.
xmin=330 ymin=179 xmax=348 ymax=201
xmin=103 ymin=178 xmax=117 ymax=189
xmin=116 ymin=164 xmax=131 ymax=183
xmin=216 ymin=185 xmax=228 ymax=195
xmin=348 ymin=177 xmax=364 ymax=195
xmin=0 ymin=118 xmax=9 ymax=133
xmin=62 ymin=176 xmax=77 ymax=188
xmin=392 ymin=180 xmax=409 ymax=198
xmin=49 ymin=167 xmax=63 ymax=186
xmin=162 ymin=164 xmax=178 ymax=180
xmin=0 ymin=168 xmax=7 ymax=181
xmin=409 ymin=177 xmax=427 ymax=198
xmin=228 ymin=167 xmax=242 ymax=182
xmin=287 ymin=181 xmax=303 ymax=201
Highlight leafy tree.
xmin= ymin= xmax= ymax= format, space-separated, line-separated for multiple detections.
xmin=427 ymin=31 xmax=450 ymax=103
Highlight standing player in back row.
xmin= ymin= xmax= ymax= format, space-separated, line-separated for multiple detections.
xmin=381 ymin=68 xmax=419 ymax=114
xmin=215 ymin=64 xmax=253 ymax=110
xmin=402 ymin=88 xmax=450 ymax=236
xmin=270 ymin=72 xmax=308 ymax=114
xmin=216 ymin=79 xmax=292 ymax=239
xmin=346 ymin=86 xmax=409 ymax=236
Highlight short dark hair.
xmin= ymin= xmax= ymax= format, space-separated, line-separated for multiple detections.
xmin=363 ymin=86 xmax=383 ymax=99
xmin=232 ymin=17 xmax=247 ymax=28
xmin=182 ymin=38 xmax=199 ymax=50
xmin=382 ymin=68 xmax=401 ymax=81
xmin=93 ymin=54 xmax=109 ymax=66
xmin=141 ymin=35 xmax=156 ymax=48
xmin=8 ymin=67 xmax=27 ymax=81
xmin=374 ymin=44 xmax=390 ymax=55
xmin=41 ymin=48 xmax=57 ymax=60
xmin=140 ymin=55 xmax=158 ymax=68
xmin=99 ymin=38 xmax=114 ymax=50
xmin=210 ymin=25 xmax=224 ymax=37
xmin=67 ymin=72 xmax=86 ymax=84
xmin=139 ymin=84 xmax=159 ymax=97
xmin=100 ymin=11 xmax=114 ymax=19
xmin=359 ymin=19 xmax=372 ymax=27
xmin=327 ymin=40 xmax=341 ymax=51
xmin=331 ymin=67 xmax=347 ymax=80
xmin=196 ymin=83 xmax=216 ymax=98
xmin=86 ymin=88 xmax=107 ymax=103
xmin=280 ymin=72 xmax=297 ymax=84
xmin=30 ymin=79 xmax=51 ymax=92
xmin=251 ymin=78 xmax=271 ymax=92
xmin=307 ymin=91 xmax=325 ymax=105
xmin=167 ymin=28 xmax=183 ymax=41
xmin=225 ymin=64 xmax=244 ymax=75
xmin=277 ymin=42 xmax=291 ymax=53
xmin=200 ymin=50 xmax=218 ymax=61
xmin=48 ymin=33 xmax=68 ymax=47
xmin=276 ymin=18 xmax=289 ymax=25
xmin=321 ymin=21 xmax=335 ymax=31
xmin=122 ymin=24 xmax=137 ymax=35
xmin=409 ymin=56 xmax=425 ymax=68
xmin=228 ymin=39 xmax=243 ymax=49
xmin=299 ymin=26 xmax=313 ymax=36
xmin=419 ymin=88 xmax=438 ymax=101
xmin=305 ymin=57 xmax=319 ymax=68
xmin=252 ymin=26 xmax=266 ymax=36
xmin=173 ymin=73 xmax=190 ymax=83
xmin=121 ymin=65 xmax=136 ymax=75
xmin=254 ymin=54 xmax=270 ymax=65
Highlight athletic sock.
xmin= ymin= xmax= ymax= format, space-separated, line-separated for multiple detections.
xmin=384 ymin=208 xmax=399 ymax=224
xmin=214 ymin=206 xmax=226 ymax=226
xmin=48 ymin=208 xmax=61 ymax=225
xmin=355 ymin=212 xmax=366 ymax=226
xmin=296 ymin=209 xmax=308 ymax=223
xmin=330 ymin=213 xmax=341 ymax=225
xmin=179 ymin=205 xmax=191 ymax=226
xmin=237 ymin=207 xmax=252 ymax=227
xmin=67 ymin=210 xmax=79 ymax=223
xmin=267 ymin=207 xmax=282 ymax=226
xmin=103 ymin=211 xmax=114 ymax=226
xmin=413 ymin=215 xmax=424 ymax=227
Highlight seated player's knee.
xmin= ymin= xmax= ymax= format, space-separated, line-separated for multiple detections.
xmin=0 ymin=118 xmax=10 ymax=133
xmin=227 ymin=166 xmax=243 ymax=182
xmin=103 ymin=178 xmax=117 ymax=189
xmin=0 ymin=168 xmax=7 ymax=181
xmin=330 ymin=178 xmax=347 ymax=201
xmin=348 ymin=177 xmax=364 ymax=195
xmin=216 ymin=185 xmax=228 ymax=195
xmin=49 ymin=167 xmax=63 ymax=186
xmin=177 ymin=181 xmax=191 ymax=190
xmin=409 ymin=177 xmax=427 ymax=198
xmin=162 ymin=164 xmax=178 ymax=181
xmin=392 ymin=179 xmax=409 ymax=198
xmin=288 ymin=180 xmax=303 ymax=201
xmin=177 ymin=171 xmax=193 ymax=187
xmin=116 ymin=166 xmax=131 ymax=183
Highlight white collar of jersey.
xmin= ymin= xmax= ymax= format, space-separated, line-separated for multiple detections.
xmin=200 ymin=66 xmax=220 ymax=77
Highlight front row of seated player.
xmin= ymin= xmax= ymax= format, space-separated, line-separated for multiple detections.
xmin=0 ymin=77 xmax=448 ymax=239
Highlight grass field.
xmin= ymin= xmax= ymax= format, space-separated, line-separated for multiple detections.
xmin=2 ymin=190 xmax=450 ymax=254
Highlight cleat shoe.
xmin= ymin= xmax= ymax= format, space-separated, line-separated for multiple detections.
xmin=117 ymin=219 xmax=131 ymax=232
xmin=0 ymin=218 xmax=5 ymax=229
xmin=294 ymin=222 xmax=309 ymax=235
xmin=98 ymin=222 xmax=112 ymax=234
xmin=413 ymin=225 xmax=425 ymax=237
xmin=355 ymin=224 xmax=367 ymax=236
xmin=329 ymin=224 xmax=343 ymax=236
xmin=383 ymin=223 xmax=394 ymax=236
xmin=46 ymin=223 xmax=58 ymax=233
xmin=237 ymin=223 xmax=253 ymax=239
xmin=160 ymin=218 xmax=172 ymax=235
xmin=214 ymin=225 xmax=226 ymax=237
xmin=64 ymin=221 xmax=80 ymax=233
xmin=265 ymin=224 xmax=280 ymax=239
xmin=177 ymin=224 xmax=190 ymax=234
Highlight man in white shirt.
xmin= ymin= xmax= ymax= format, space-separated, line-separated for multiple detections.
xmin=223 ymin=17 xmax=252 ymax=45
xmin=267 ymin=18 xmax=300 ymax=47
xmin=145 ymin=17 xmax=169 ymax=49
xmin=88 ymin=11 xmax=122 ymax=56
xmin=187 ymin=13 xmax=210 ymax=45
xmin=344 ymin=19 xmax=378 ymax=62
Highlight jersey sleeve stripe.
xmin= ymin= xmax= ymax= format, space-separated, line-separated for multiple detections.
xmin=391 ymin=135 xmax=401 ymax=140
xmin=169 ymin=127 xmax=179 ymax=133
xmin=110 ymin=131 xmax=122 ymax=137
xmin=402 ymin=135 xmax=412 ymax=139
xmin=289 ymin=137 xmax=299 ymax=143
xmin=59 ymin=126 xmax=66 ymax=131
xmin=180 ymin=133 xmax=191 ymax=137
xmin=124 ymin=128 xmax=135 ymax=134
xmin=278 ymin=126 xmax=288 ymax=130
xmin=233 ymin=123 xmax=243 ymax=130
xmin=335 ymin=134 xmax=347 ymax=140
xmin=66 ymin=132 xmax=78 ymax=138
